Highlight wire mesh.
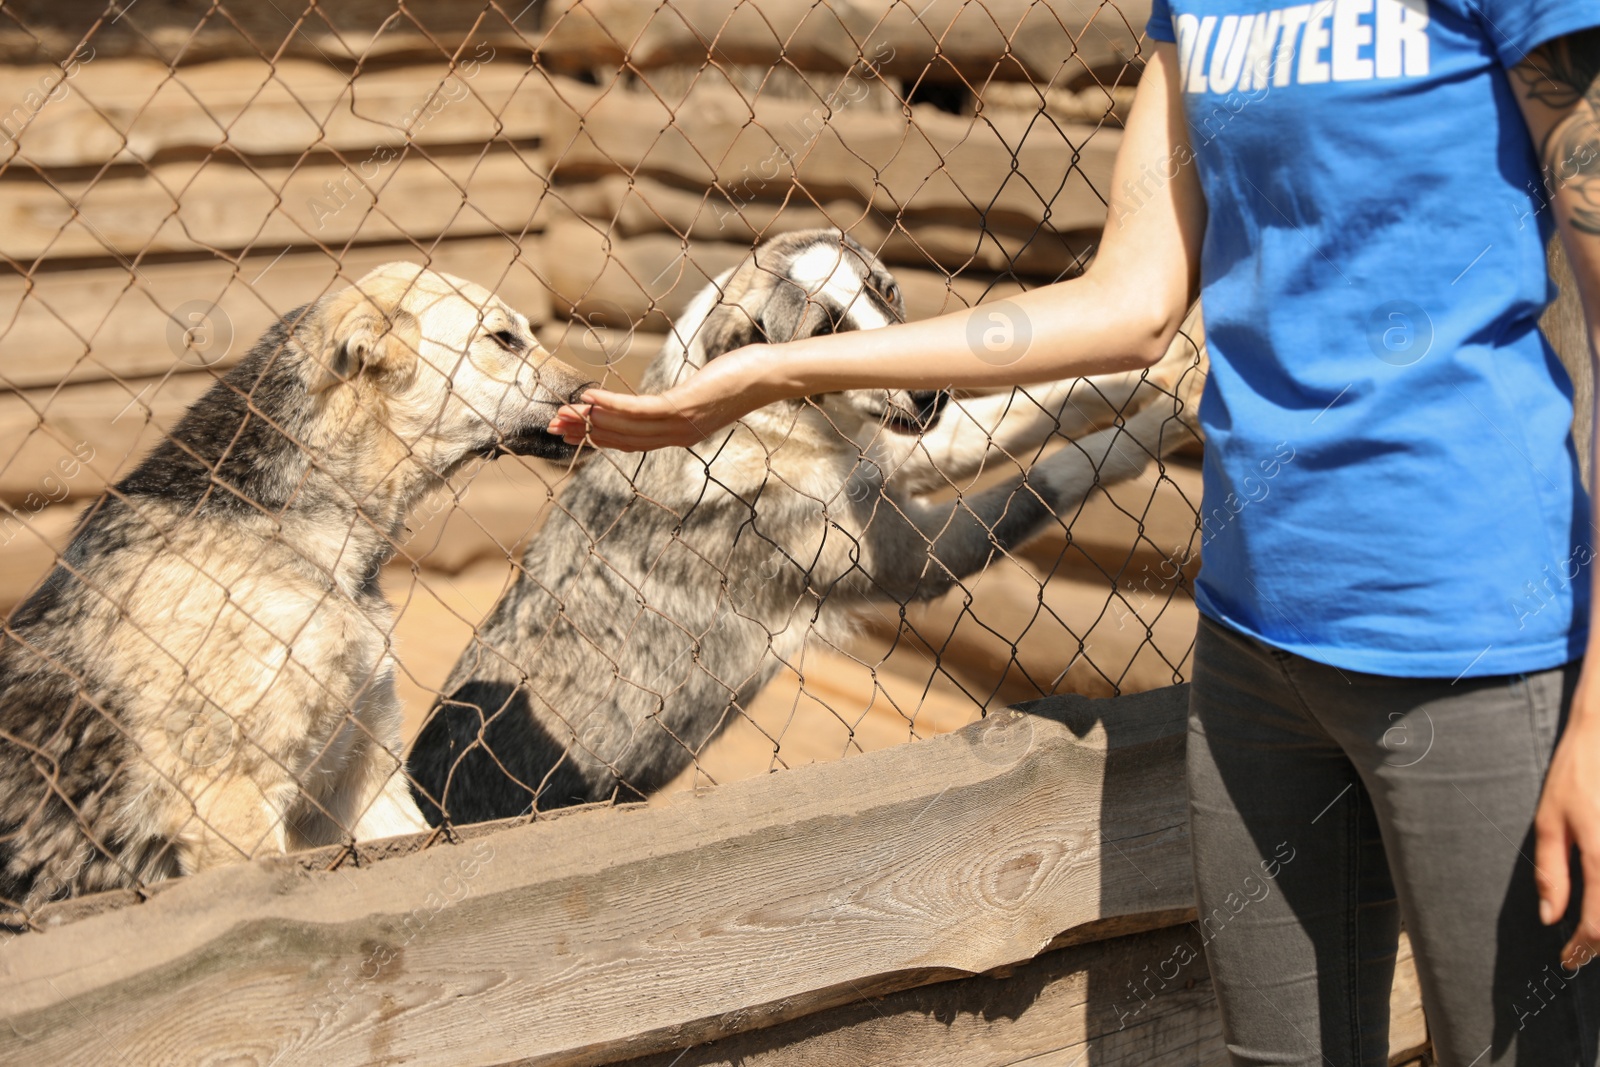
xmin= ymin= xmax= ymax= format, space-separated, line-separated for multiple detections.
xmin=0 ymin=0 xmax=1203 ymax=926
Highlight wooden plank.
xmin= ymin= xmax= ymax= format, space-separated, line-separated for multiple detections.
xmin=0 ymin=686 xmax=1195 ymax=1066
xmin=556 ymin=173 xmax=1097 ymax=278
xmin=0 ymin=1 xmax=543 ymax=67
xmin=0 ymin=58 xmax=545 ymax=168
xmin=0 ymin=237 xmax=550 ymax=389
xmin=0 ymin=145 xmax=549 ymax=262
xmin=0 ymin=499 xmax=81 ymax=614
xmin=0 ymin=374 xmax=212 ymax=506
xmin=0 ymin=1 xmax=1151 ymax=85
xmin=537 ymin=1 xmax=1152 ymax=86
xmin=542 ymin=73 xmax=1120 ymax=233
xmin=612 ymin=928 xmax=1426 ymax=1067
xmin=613 ymin=922 xmax=1229 ymax=1067
xmin=540 ymin=218 xmax=1027 ymax=332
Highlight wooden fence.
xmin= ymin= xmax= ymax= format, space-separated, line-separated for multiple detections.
xmin=0 ymin=684 xmax=1431 ymax=1065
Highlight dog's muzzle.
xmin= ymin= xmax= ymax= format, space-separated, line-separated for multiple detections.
xmin=881 ymin=389 xmax=949 ymax=435
xmin=487 ymin=426 xmax=580 ymax=460
xmin=483 ymin=380 xmax=598 ymax=460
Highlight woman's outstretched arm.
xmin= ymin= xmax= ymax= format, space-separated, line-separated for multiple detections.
xmin=548 ymin=41 xmax=1205 ymax=452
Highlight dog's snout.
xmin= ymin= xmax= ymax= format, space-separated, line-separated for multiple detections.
xmin=912 ymin=390 xmax=948 ymax=425
xmin=524 ymin=347 xmax=598 ymax=406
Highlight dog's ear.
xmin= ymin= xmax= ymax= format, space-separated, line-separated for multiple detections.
xmin=696 ymin=300 xmax=767 ymax=361
xmin=756 ymin=277 xmax=824 ymax=345
xmin=306 ymin=286 xmax=420 ymax=394
xmin=698 ymin=279 xmax=828 ymax=362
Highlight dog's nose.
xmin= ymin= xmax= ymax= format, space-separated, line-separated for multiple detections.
xmin=567 ymin=380 xmax=600 ymax=404
xmin=912 ymin=390 xmax=948 ymax=424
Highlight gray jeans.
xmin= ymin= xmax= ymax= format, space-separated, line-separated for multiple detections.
xmin=1189 ymin=613 xmax=1599 ymax=1066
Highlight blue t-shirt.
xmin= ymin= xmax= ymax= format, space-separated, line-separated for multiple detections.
xmin=1145 ymin=0 xmax=1600 ymax=678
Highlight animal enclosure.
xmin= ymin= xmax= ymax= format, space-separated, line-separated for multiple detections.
xmin=0 ymin=1 xmax=1429 ymax=1064
xmin=0 ymin=0 xmax=1205 ymax=871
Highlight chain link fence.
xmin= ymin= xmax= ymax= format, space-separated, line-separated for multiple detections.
xmin=0 ymin=0 xmax=1204 ymax=927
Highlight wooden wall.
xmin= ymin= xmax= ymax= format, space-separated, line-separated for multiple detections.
xmin=0 ymin=0 xmax=1202 ymax=782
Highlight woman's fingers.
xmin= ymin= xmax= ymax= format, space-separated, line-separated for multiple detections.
xmin=576 ymin=388 xmax=673 ymax=416
xmin=1534 ymin=702 xmax=1600 ymax=970
xmin=1535 ymin=800 xmax=1572 ymax=926
xmin=548 ymin=402 xmax=678 ymax=436
xmin=546 ymin=396 xmax=709 ymax=451
xmin=545 ymin=380 xmax=742 ymax=451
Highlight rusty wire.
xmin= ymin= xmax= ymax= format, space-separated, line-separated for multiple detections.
xmin=0 ymin=0 xmax=1202 ymax=926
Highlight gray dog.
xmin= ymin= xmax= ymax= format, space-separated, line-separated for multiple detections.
xmin=408 ymin=230 xmax=1200 ymax=824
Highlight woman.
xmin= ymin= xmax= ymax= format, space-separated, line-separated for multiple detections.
xmin=551 ymin=3 xmax=1600 ymax=1063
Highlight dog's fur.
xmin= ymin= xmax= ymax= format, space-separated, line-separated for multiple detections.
xmin=0 ymin=263 xmax=591 ymax=912
xmin=408 ymin=230 xmax=1203 ymax=824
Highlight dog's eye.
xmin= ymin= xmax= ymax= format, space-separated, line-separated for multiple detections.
xmin=488 ymin=328 xmax=521 ymax=352
xmin=881 ymin=281 xmax=901 ymax=305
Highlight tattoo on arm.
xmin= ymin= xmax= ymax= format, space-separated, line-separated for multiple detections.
xmin=1515 ymin=28 xmax=1600 ymax=234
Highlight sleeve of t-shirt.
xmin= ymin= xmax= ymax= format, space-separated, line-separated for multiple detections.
xmin=1146 ymin=0 xmax=1176 ymax=43
xmin=1475 ymin=0 xmax=1600 ymax=70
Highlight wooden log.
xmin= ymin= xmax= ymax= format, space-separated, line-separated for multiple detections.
xmin=537 ymin=1 xmax=1152 ymax=87
xmin=0 ymin=686 xmax=1196 ymax=1066
xmin=613 ymin=928 xmax=1426 ymax=1067
xmin=541 ymin=218 xmax=751 ymax=332
xmin=542 ymin=73 xmax=1120 ymax=233
xmin=0 ymin=57 xmax=544 ymax=169
xmin=0 ymin=1 xmax=1151 ymax=86
xmin=0 ymin=237 xmax=550 ymax=390
xmin=0 ymin=145 xmax=550 ymax=262
xmin=555 ymin=173 xmax=1097 ymax=278
xmin=0 ymin=500 xmax=81 ymax=614
xmin=0 ymin=1 xmax=545 ymax=67
xmin=540 ymin=218 xmax=1027 ymax=332
xmin=616 ymin=921 xmax=1229 ymax=1067
xmin=981 ymin=81 xmax=1139 ymax=125
xmin=0 ymin=374 xmax=213 ymax=507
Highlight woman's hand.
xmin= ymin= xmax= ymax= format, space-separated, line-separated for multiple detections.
xmin=1535 ymin=678 xmax=1600 ymax=970
xmin=547 ymin=344 xmax=780 ymax=451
